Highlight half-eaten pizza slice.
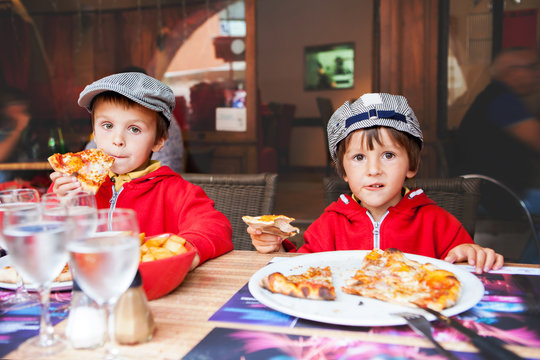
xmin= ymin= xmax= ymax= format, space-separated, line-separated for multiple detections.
xmin=242 ymin=215 xmax=300 ymax=238
xmin=260 ymin=266 xmax=336 ymax=300
xmin=48 ymin=148 xmax=114 ymax=194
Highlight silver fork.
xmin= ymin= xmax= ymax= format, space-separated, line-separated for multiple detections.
xmin=394 ymin=312 xmax=460 ymax=360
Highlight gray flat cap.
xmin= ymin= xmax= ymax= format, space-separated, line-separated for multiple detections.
xmin=78 ymin=72 xmax=176 ymax=124
xmin=327 ymin=93 xmax=423 ymax=162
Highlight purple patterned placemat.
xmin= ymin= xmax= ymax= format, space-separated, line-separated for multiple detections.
xmin=183 ymin=326 xmax=537 ymax=360
xmin=0 ymin=290 xmax=71 ymax=357
xmin=210 ymin=272 xmax=540 ymax=347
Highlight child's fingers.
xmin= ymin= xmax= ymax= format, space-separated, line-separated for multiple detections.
xmin=493 ymin=253 xmax=504 ymax=270
xmin=49 ymin=171 xmax=64 ymax=182
xmin=251 ymin=232 xmax=282 ymax=254
xmin=444 ymin=252 xmax=457 ymax=263
xmin=446 ymin=245 xmax=504 ymax=273
xmin=52 ymin=174 xmax=81 ymax=196
xmin=472 ymin=249 xmax=487 ymax=274
xmin=445 ymin=244 xmax=475 ymax=263
xmin=253 ymin=242 xmax=281 ymax=254
xmin=480 ymin=249 xmax=504 ymax=272
xmin=246 ymin=226 xmax=262 ymax=236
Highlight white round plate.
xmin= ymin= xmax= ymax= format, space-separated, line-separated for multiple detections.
xmin=248 ymin=250 xmax=484 ymax=327
xmin=0 ymin=255 xmax=72 ymax=292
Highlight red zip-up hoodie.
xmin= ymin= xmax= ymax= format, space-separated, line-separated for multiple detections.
xmin=285 ymin=189 xmax=473 ymax=259
xmin=95 ymin=166 xmax=233 ymax=265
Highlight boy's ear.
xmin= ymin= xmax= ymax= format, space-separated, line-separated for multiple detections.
xmin=406 ymin=168 xmax=418 ymax=179
xmin=152 ymin=137 xmax=166 ymax=153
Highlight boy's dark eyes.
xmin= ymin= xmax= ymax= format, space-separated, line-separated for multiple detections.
xmin=383 ymin=152 xmax=395 ymax=159
xmin=353 ymin=154 xmax=365 ymax=161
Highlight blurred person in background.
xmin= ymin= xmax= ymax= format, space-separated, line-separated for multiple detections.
xmin=453 ymin=47 xmax=540 ymax=263
xmin=453 ymin=47 xmax=540 ymax=215
xmin=0 ymin=87 xmax=32 ymax=183
xmin=0 ymin=87 xmax=31 ymax=163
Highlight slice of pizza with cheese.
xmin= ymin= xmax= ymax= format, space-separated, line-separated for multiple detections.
xmin=48 ymin=148 xmax=114 ymax=194
xmin=342 ymin=248 xmax=461 ymax=311
xmin=260 ymin=266 xmax=336 ymax=300
xmin=0 ymin=263 xmax=72 ymax=284
xmin=242 ymin=215 xmax=300 ymax=238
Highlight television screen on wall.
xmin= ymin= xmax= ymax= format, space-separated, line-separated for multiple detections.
xmin=304 ymin=42 xmax=355 ymax=91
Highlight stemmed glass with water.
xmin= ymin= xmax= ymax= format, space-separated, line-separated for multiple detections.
xmin=0 ymin=189 xmax=41 ymax=309
xmin=67 ymin=208 xmax=140 ymax=360
xmin=0 ymin=191 xmax=99 ymax=356
xmin=2 ymin=201 xmax=73 ymax=356
xmin=41 ymin=192 xmax=98 ymax=236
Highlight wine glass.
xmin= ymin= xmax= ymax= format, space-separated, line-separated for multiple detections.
xmin=0 ymin=189 xmax=41 ymax=309
xmin=41 ymin=192 xmax=98 ymax=239
xmin=67 ymin=208 xmax=140 ymax=359
xmin=2 ymin=203 xmax=72 ymax=356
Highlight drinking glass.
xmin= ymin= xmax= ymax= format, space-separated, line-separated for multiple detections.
xmin=0 ymin=189 xmax=41 ymax=308
xmin=41 ymin=192 xmax=98 ymax=239
xmin=67 ymin=208 xmax=140 ymax=360
xmin=2 ymin=203 xmax=72 ymax=356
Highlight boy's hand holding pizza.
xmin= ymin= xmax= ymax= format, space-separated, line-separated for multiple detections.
xmin=243 ymin=215 xmax=299 ymax=253
xmin=49 ymin=148 xmax=114 ymax=196
xmin=247 ymin=227 xmax=284 ymax=253
xmin=50 ymin=171 xmax=81 ymax=196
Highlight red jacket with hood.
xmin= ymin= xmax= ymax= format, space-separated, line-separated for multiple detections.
xmin=285 ymin=189 xmax=473 ymax=259
xmin=95 ymin=166 xmax=233 ymax=265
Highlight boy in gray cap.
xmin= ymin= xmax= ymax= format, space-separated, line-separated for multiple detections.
xmin=50 ymin=72 xmax=232 ymax=269
xmin=248 ymin=93 xmax=503 ymax=273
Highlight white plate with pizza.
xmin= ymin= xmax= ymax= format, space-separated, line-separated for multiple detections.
xmin=248 ymin=250 xmax=485 ymax=327
xmin=0 ymin=255 xmax=73 ymax=292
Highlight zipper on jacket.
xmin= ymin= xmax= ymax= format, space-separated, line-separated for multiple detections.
xmin=108 ymin=185 xmax=124 ymax=228
xmin=366 ymin=211 xmax=389 ymax=249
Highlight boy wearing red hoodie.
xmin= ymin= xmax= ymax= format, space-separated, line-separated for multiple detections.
xmin=51 ymin=72 xmax=233 ymax=269
xmin=248 ymin=93 xmax=503 ymax=274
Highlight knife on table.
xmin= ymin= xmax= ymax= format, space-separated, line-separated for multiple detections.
xmin=418 ymin=305 xmax=525 ymax=360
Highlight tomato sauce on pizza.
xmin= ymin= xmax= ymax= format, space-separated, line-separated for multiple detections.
xmin=48 ymin=149 xmax=114 ymax=194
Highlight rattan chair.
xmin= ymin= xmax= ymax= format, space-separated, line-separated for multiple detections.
xmin=181 ymin=173 xmax=278 ymax=250
xmin=322 ymin=176 xmax=481 ymax=237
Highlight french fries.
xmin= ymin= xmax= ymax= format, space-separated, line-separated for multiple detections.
xmin=140 ymin=233 xmax=188 ymax=262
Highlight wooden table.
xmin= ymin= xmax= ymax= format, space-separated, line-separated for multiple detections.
xmin=0 ymin=162 xmax=51 ymax=171
xmin=5 ymin=250 xmax=540 ymax=359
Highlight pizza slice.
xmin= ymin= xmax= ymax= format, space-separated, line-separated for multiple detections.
xmin=48 ymin=148 xmax=114 ymax=194
xmin=342 ymin=248 xmax=460 ymax=311
xmin=242 ymin=215 xmax=300 ymax=238
xmin=260 ymin=266 xmax=336 ymax=300
xmin=0 ymin=263 xmax=72 ymax=284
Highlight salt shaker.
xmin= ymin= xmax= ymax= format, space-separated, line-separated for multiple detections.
xmin=65 ymin=279 xmax=106 ymax=349
xmin=114 ymin=270 xmax=155 ymax=345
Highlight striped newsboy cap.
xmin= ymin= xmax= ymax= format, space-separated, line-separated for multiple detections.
xmin=78 ymin=72 xmax=176 ymax=124
xmin=327 ymin=93 xmax=423 ymax=162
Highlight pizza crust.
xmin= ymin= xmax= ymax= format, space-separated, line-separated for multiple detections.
xmin=242 ymin=215 xmax=300 ymax=238
xmin=260 ymin=266 xmax=336 ymax=301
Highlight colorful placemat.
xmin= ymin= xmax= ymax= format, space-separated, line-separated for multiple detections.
xmin=0 ymin=290 xmax=71 ymax=358
xmin=184 ymin=326 xmax=530 ymax=360
xmin=210 ymin=271 xmax=540 ymax=347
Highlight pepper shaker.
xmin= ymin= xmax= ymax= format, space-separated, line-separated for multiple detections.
xmin=114 ymin=270 xmax=155 ymax=345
